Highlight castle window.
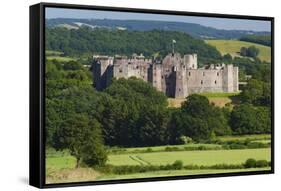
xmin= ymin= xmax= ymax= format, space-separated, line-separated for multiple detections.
xmin=215 ymin=80 xmax=217 ymax=84
xmin=136 ymin=66 xmax=139 ymax=69
xmin=188 ymin=72 xmax=191 ymax=76
xmin=203 ymin=72 xmax=205 ymax=76
xmin=161 ymin=75 xmax=164 ymax=79
xmin=192 ymin=64 xmax=194 ymax=68
xmin=119 ymin=69 xmax=123 ymax=73
xmin=217 ymin=72 xmax=219 ymax=76
xmin=179 ymin=88 xmax=181 ymax=92
xmin=201 ymin=80 xmax=203 ymax=85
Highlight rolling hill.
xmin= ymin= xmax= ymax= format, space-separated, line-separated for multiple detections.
xmin=205 ymin=39 xmax=271 ymax=62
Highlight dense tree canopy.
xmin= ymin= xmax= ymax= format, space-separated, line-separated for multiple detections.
xmin=46 ymin=27 xmax=222 ymax=65
xmin=240 ymin=35 xmax=271 ymax=47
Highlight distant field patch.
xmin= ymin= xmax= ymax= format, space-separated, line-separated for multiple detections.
xmin=167 ymin=98 xmax=185 ymax=108
xmin=205 ymin=40 xmax=271 ymax=62
xmin=217 ymin=134 xmax=271 ymax=142
xmin=168 ymin=92 xmax=240 ymax=108
xmin=46 ymin=56 xmax=77 ymax=62
xmin=46 ymin=50 xmax=64 ymax=56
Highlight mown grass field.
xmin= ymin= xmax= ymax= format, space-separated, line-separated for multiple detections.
xmin=205 ymin=40 xmax=271 ymax=62
xmin=107 ymin=148 xmax=270 ymax=166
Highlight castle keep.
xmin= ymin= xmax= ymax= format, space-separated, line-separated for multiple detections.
xmin=92 ymin=53 xmax=239 ymax=98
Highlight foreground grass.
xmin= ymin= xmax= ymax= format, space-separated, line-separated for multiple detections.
xmin=205 ymin=40 xmax=271 ymax=62
xmin=46 ymin=167 xmax=270 ymax=183
xmin=96 ymin=167 xmax=270 ymax=180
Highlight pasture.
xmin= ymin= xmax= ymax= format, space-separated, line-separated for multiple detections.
xmin=205 ymin=40 xmax=271 ymax=62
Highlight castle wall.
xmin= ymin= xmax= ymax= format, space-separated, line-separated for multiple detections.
xmin=186 ymin=69 xmax=224 ymax=94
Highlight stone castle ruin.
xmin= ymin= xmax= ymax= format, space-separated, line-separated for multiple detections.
xmin=91 ymin=53 xmax=239 ymax=98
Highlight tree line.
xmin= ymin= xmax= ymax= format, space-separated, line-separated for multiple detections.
xmin=239 ymin=35 xmax=271 ymax=47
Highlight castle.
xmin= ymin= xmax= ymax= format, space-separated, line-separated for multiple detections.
xmin=91 ymin=53 xmax=239 ymax=98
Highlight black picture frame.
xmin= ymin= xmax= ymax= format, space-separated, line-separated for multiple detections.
xmin=30 ymin=2 xmax=275 ymax=189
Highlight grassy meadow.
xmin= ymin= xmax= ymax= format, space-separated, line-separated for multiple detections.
xmin=205 ymin=40 xmax=271 ymax=62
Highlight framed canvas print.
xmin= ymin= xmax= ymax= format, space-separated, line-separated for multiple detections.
xmin=29 ymin=2 xmax=274 ymax=188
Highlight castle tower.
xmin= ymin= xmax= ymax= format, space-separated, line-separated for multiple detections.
xmin=233 ymin=66 xmax=239 ymax=92
xmin=174 ymin=65 xmax=188 ymax=98
xmin=184 ymin=54 xmax=197 ymax=69
xmin=222 ymin=64 xmax=234 ymax=92
xmin=151 ymin=64 xmax=162 ymax=92
xmin=92 ymin=56 xmax=113 ymax=90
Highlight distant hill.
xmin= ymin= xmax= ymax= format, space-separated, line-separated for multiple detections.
xmin=205 ymin=39 xmax=271 ymax=62
xmin=46 ymin=18 xmax=270 ymax=39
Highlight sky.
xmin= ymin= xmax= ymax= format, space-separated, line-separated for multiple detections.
xmin=46 ymin=7 xmax=271 ymax=32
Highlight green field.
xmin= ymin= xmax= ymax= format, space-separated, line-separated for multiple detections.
xmin=205 ymin=40 xmax=271 ymax=62
xmin=46 ymin=147 xmax=270 ymax=170
xmin=107 ymin=148 xmax=270 ymax=166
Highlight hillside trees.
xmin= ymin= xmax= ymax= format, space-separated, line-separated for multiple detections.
xmin=240 ymin=46 xmax=260 ymax=58
xmin=46 ymin=27 xmax=222 ymax=66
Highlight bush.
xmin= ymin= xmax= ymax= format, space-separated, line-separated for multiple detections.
xmin=178 ymin=136 xmax=193 ymax=144
xmin=165 ymin=146 xmax=180 ymax=152
xmin=256 ymin=160 xmax=269 ymax=168
xmin=146 ymin=148 xmax=153 ymax=152
xmin=172 ymin=160 xmax=183 ymax=170
xmin=244 ymin=158 xmax=257 ymax=168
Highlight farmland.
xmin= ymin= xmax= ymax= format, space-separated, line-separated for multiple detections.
xmin=205 ymin=40 xmax=271 ymax=62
